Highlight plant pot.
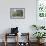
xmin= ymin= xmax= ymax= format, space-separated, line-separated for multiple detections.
xmin=37 ymin=39 xmax=40 ymax=43
xmin=37 ymin=39 xmax=45 ymax=44
xmin=40 ymin=38 xmax=45 ymax=43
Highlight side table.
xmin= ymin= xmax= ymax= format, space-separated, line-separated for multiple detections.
xmin=4 ymin=33 xmax=18 ymax=46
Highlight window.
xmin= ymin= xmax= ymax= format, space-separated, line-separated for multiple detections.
xmin=37 ymin=0 xmax=46 ymax=18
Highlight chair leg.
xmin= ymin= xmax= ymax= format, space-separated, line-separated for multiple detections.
xmin=4 ymin=41 xmax=7 ymax=46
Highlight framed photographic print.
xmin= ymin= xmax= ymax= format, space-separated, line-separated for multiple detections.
xmin=10 ymin=8 xmax=25 ymax=19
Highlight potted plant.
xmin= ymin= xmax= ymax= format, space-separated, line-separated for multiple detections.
xmin=32 ymin=25 xmax=39 ymax=30
xmin=40 ymin=26 xmax=45 ymax=29
xmin=33 ymin=32 xmax=46 ymax=43
xmin=32 ymin=24 xmax=45 ymax=30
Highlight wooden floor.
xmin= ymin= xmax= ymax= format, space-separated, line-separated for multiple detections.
xmin=0 ymin=42 xmax=46 ymax=46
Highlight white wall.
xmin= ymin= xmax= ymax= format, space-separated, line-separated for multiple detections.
xmin=0 ymin=0 xmax=36 ymax=42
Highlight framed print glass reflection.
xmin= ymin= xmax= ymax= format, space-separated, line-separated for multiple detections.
xmin=10 ymin=8 xmax=25 ymax=19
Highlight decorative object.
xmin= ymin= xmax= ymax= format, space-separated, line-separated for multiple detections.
xmin=11 ymin=27 xmax=18 ymax=34
xmin=10 ymin=8 xmax=25 ymax=19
